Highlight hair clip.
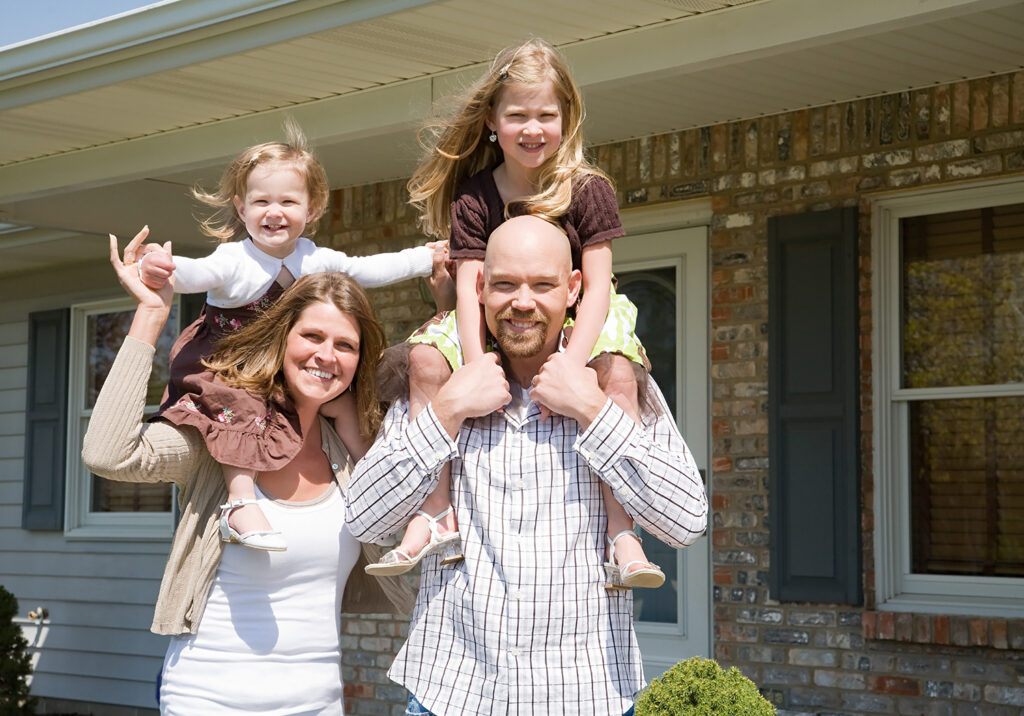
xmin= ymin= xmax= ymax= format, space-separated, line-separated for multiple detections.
xmin=498 ymin=61 xmax=512 ymax=81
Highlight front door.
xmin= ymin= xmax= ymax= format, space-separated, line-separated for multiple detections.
xmin=614 ymin=221 xmax=710 ymax=679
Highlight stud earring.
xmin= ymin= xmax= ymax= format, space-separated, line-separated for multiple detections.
xmin=489 ymin=131 xmax=497 ymax=143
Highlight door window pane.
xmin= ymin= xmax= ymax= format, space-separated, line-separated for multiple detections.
xmin=619 ymin=267 xmax=679 ymax=624
xmin=621 ymin=268 xmax=678 ymax=408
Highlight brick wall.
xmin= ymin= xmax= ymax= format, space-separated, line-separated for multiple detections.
xmin=326 ymin=70 xmax=1024 ymax=716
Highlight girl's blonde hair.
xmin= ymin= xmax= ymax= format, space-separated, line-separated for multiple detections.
xmin=194 ymin=120 xmax=330 ymax=242
xmin=407 ymin=38 xmax=610 ymax=239
xmin=203 ymin=272 xmax=386 ymax=440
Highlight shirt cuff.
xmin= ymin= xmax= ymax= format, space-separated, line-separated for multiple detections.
xmin=574 ymin=398 xmax=641 ymax=474
xmin=404 ymin=403 xmax=459 ymax=474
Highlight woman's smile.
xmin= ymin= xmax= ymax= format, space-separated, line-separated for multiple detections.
xmin=283 ymin=302 xmax=361 ymax=408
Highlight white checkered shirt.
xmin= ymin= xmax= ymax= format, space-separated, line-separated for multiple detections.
xmin=345 ymin=379 xmax=707 ymax=716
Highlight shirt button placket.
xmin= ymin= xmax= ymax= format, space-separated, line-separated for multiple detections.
xmin=507 ymin=426 xmax=527 ymax=680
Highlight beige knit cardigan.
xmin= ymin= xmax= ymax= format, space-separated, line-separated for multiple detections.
xmin=82 ymin=336 xmax=414 ymax=635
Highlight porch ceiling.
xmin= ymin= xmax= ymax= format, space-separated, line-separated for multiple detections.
xmin=0 ymin=0 xmax=1022 ymax=277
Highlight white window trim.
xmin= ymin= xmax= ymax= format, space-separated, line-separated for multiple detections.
xmin=64 ymin=296 xmax=175 ymax=540
xmin=872 ymin=176 xmax=1024 ymax=618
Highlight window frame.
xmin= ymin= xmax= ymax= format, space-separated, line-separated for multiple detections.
xmin=872 ymin=177 xmax=1024 ymax=617
xmin=64 ymin=296 xmax=176 ymax=540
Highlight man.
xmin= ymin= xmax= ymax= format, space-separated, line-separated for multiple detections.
xmin=345 ymin=215 xmax=707 ymax=716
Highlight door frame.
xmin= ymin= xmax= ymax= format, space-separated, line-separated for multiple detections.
xmin=618 ymin=199 xmax=713 ymax=672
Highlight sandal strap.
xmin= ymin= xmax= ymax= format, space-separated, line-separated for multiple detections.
xmin=606 ymin=529 xmax=641 ymax=560
xmin=221 ymin=498 xmax=260 ymax=512
xmin=619 ymin=559 xmax=660 ymax=576
xmin=235 ymin=528 xmax=283 ymax=540
xmin=381 ymin=548 xmax=413 ymax=565
xmin=607 ymin=529 xmax=640 ymax=544
xmin=414 ymin=506 xmax=455 ymax=540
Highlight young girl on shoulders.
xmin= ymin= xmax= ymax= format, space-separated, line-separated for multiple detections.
xmin=365 ymin=39 xmax=664 ymax=590
xmin=139 ymin=123 xmax=447 ymax=552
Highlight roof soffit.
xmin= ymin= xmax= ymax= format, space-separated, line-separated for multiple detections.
xmin=0 ymin=0 xmax=1022 ymax=238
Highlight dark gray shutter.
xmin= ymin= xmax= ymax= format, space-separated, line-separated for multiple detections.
xmin=767 ymin=207 xmax=861 ymax=604
xmin=22 ymin=309 xmax=70 ymax=530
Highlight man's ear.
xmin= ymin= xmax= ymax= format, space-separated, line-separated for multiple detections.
xmin=566 ymin=269 xmax=582 ymax=308
xmin=477 ymin=267 xmax=486 ymax=304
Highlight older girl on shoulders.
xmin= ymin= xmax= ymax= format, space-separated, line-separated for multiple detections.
xmin=367 ymin=39 xmax=664 ymax=590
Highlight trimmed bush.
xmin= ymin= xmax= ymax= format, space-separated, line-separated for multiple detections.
xmin=0 ymin=586 xmax=36 ymax=715
xmin=635 ymin=656 xmax=774 ymax=715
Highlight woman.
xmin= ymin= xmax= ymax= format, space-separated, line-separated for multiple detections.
xmin=83 ymin=229 xmax=414 ymax=714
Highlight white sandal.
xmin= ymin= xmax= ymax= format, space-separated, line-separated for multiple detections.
xmin=604 ymin=530 xmax=665 ymax=590
xmin=219 ymin=499 xmax=287 ymax=552
xmin=365 ymin=507 xmax=462 ymax=576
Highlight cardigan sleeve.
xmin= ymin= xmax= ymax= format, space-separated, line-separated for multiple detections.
xmin=82 ymin=336 xmax=203 ymax=487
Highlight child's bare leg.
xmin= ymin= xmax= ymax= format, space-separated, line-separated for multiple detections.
xmin=396 ymin=344 xmax=458 ymax=557
xmin=222 ymin=465 xmax=274 ymax=536
xmin=592 ymin=354 xmax=653 ymax=578
xmin=603 ymin=481 xmax=645 ymax=566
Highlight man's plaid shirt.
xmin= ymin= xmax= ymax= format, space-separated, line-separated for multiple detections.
xmin=345 ymin=380 xmax=707 ymax=716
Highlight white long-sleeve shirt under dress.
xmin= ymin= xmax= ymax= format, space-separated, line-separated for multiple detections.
xmin=153 ymin=237 xmax=433 ymax=472
xmin=344 ymin=379 xmax=708 ymax=716
xmin=172 ymin=237 xmax=433 ymax=307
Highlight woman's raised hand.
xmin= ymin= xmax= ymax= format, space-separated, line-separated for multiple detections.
xmin=109 ymin=226 xmax=175 ymax=345
xmin=109 ymin=226 xmax=174 ymax=310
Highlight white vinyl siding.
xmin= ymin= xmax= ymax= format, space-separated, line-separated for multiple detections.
xmin=0 ymin=272 xmax=172 ymax=710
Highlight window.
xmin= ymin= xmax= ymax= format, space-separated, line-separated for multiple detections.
xmin=873 ymin=178 xmax=1024 ymax=617
xmin=64 ymin=298 xmax=180 ymax=539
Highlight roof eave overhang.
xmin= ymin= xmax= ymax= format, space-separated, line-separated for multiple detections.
xmin=1 ymin=0 xmax=1021 ymax=206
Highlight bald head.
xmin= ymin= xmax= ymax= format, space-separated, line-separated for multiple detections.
xmin=478 ymin=214 xmax=581 ymax=364
xmin=485 ymin=215 xmax=572 ymax=279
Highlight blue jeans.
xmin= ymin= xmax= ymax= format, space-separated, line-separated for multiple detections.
xmin=406 ymin=694 xmax=635 ymax=715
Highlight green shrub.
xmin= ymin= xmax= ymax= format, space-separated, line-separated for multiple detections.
xmin=635 ymin=656 xmax=774 ymax=716
xmin=0 ymin=586 xmax=36 ymax=715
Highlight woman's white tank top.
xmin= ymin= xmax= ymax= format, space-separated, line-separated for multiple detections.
xmin=159 ymin=482 xmax=360 ymax=715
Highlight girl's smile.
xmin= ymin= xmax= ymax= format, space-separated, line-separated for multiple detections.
xmin=487 ymin=80 xmax=563 ymax=179
xmin=233 ymin=161 xmax=315 ymax=259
